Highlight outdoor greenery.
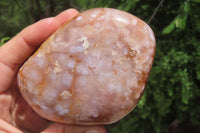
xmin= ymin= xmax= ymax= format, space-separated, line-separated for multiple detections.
xmin=0 ymin=0 xmax=200 ymax=133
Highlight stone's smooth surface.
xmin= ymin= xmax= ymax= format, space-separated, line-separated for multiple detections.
xmin=17 ymin=8 xmax=156 ymax=125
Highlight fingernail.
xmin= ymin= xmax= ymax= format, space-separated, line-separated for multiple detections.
xmin=85 ymin=129 xmax=99 ymax=133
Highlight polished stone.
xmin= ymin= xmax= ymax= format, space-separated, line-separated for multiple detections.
xmin=17 ymin=8 xmax=156 ymax=125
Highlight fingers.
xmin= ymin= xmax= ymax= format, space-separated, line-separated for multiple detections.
xmin=42 ymin=123 xmax=107 ymax=133
xmin=0 ymin=9 xmax=79 ymax=93
xmin=55 ymin=9 xmax=79 ymax=26
xmin=0 ymin=94 xmax=12 ymax=123
xmin=0 ymin=119 xmax=23 ymax=133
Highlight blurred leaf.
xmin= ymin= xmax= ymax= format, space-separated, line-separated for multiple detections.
xmin=191 ymin=0 xmax=200 ymax=3
xmin=183 ymin=1 xmax=190 ymax=13
xmin=137 ymin=92 xmax=146 ymax=108
xmin=175 ymin=14 xmax=187 ymax=29
xmin=0 ymin=37 xmax=10 ymax=46
xmin=117 ymin=0 xmax=140 ymax=11
xmin=162 ymin=20 xmax=175 ymax=34
xmin=0 ymin=0 xmax=9 ymax=5
xmin=162 ymin=1 xmax=189 ymax=34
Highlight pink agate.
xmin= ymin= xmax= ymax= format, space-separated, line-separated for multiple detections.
xmin=17 ymin=8 xmax=156 ymax=125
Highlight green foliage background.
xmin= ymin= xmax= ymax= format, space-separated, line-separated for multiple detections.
xmin=0 ymin=0 xmax=200 ymax=132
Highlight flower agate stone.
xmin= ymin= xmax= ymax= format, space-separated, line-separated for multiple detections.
xmin=17 ymin=8 xmax=156 ymax=125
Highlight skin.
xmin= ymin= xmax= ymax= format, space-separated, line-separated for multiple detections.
xmin=0 ymin=8 xmax=106 ymax=133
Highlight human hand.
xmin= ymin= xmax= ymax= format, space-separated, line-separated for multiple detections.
xmin=0 ymin=8 xmax=106 ymax=133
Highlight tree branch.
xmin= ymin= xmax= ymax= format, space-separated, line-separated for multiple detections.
xmin=148 ymin=0 xmax=165 ymax=24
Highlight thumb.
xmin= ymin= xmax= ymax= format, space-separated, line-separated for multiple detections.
xmin=42 ymin=123 xmax=106 ymax=133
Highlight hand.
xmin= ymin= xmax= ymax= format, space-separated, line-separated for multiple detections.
xmin=0 ymin=9 xmax=106 ymax=133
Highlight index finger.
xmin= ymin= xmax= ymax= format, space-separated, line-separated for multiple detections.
xmin=0 ymin=9 xmax=79 ymax=92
